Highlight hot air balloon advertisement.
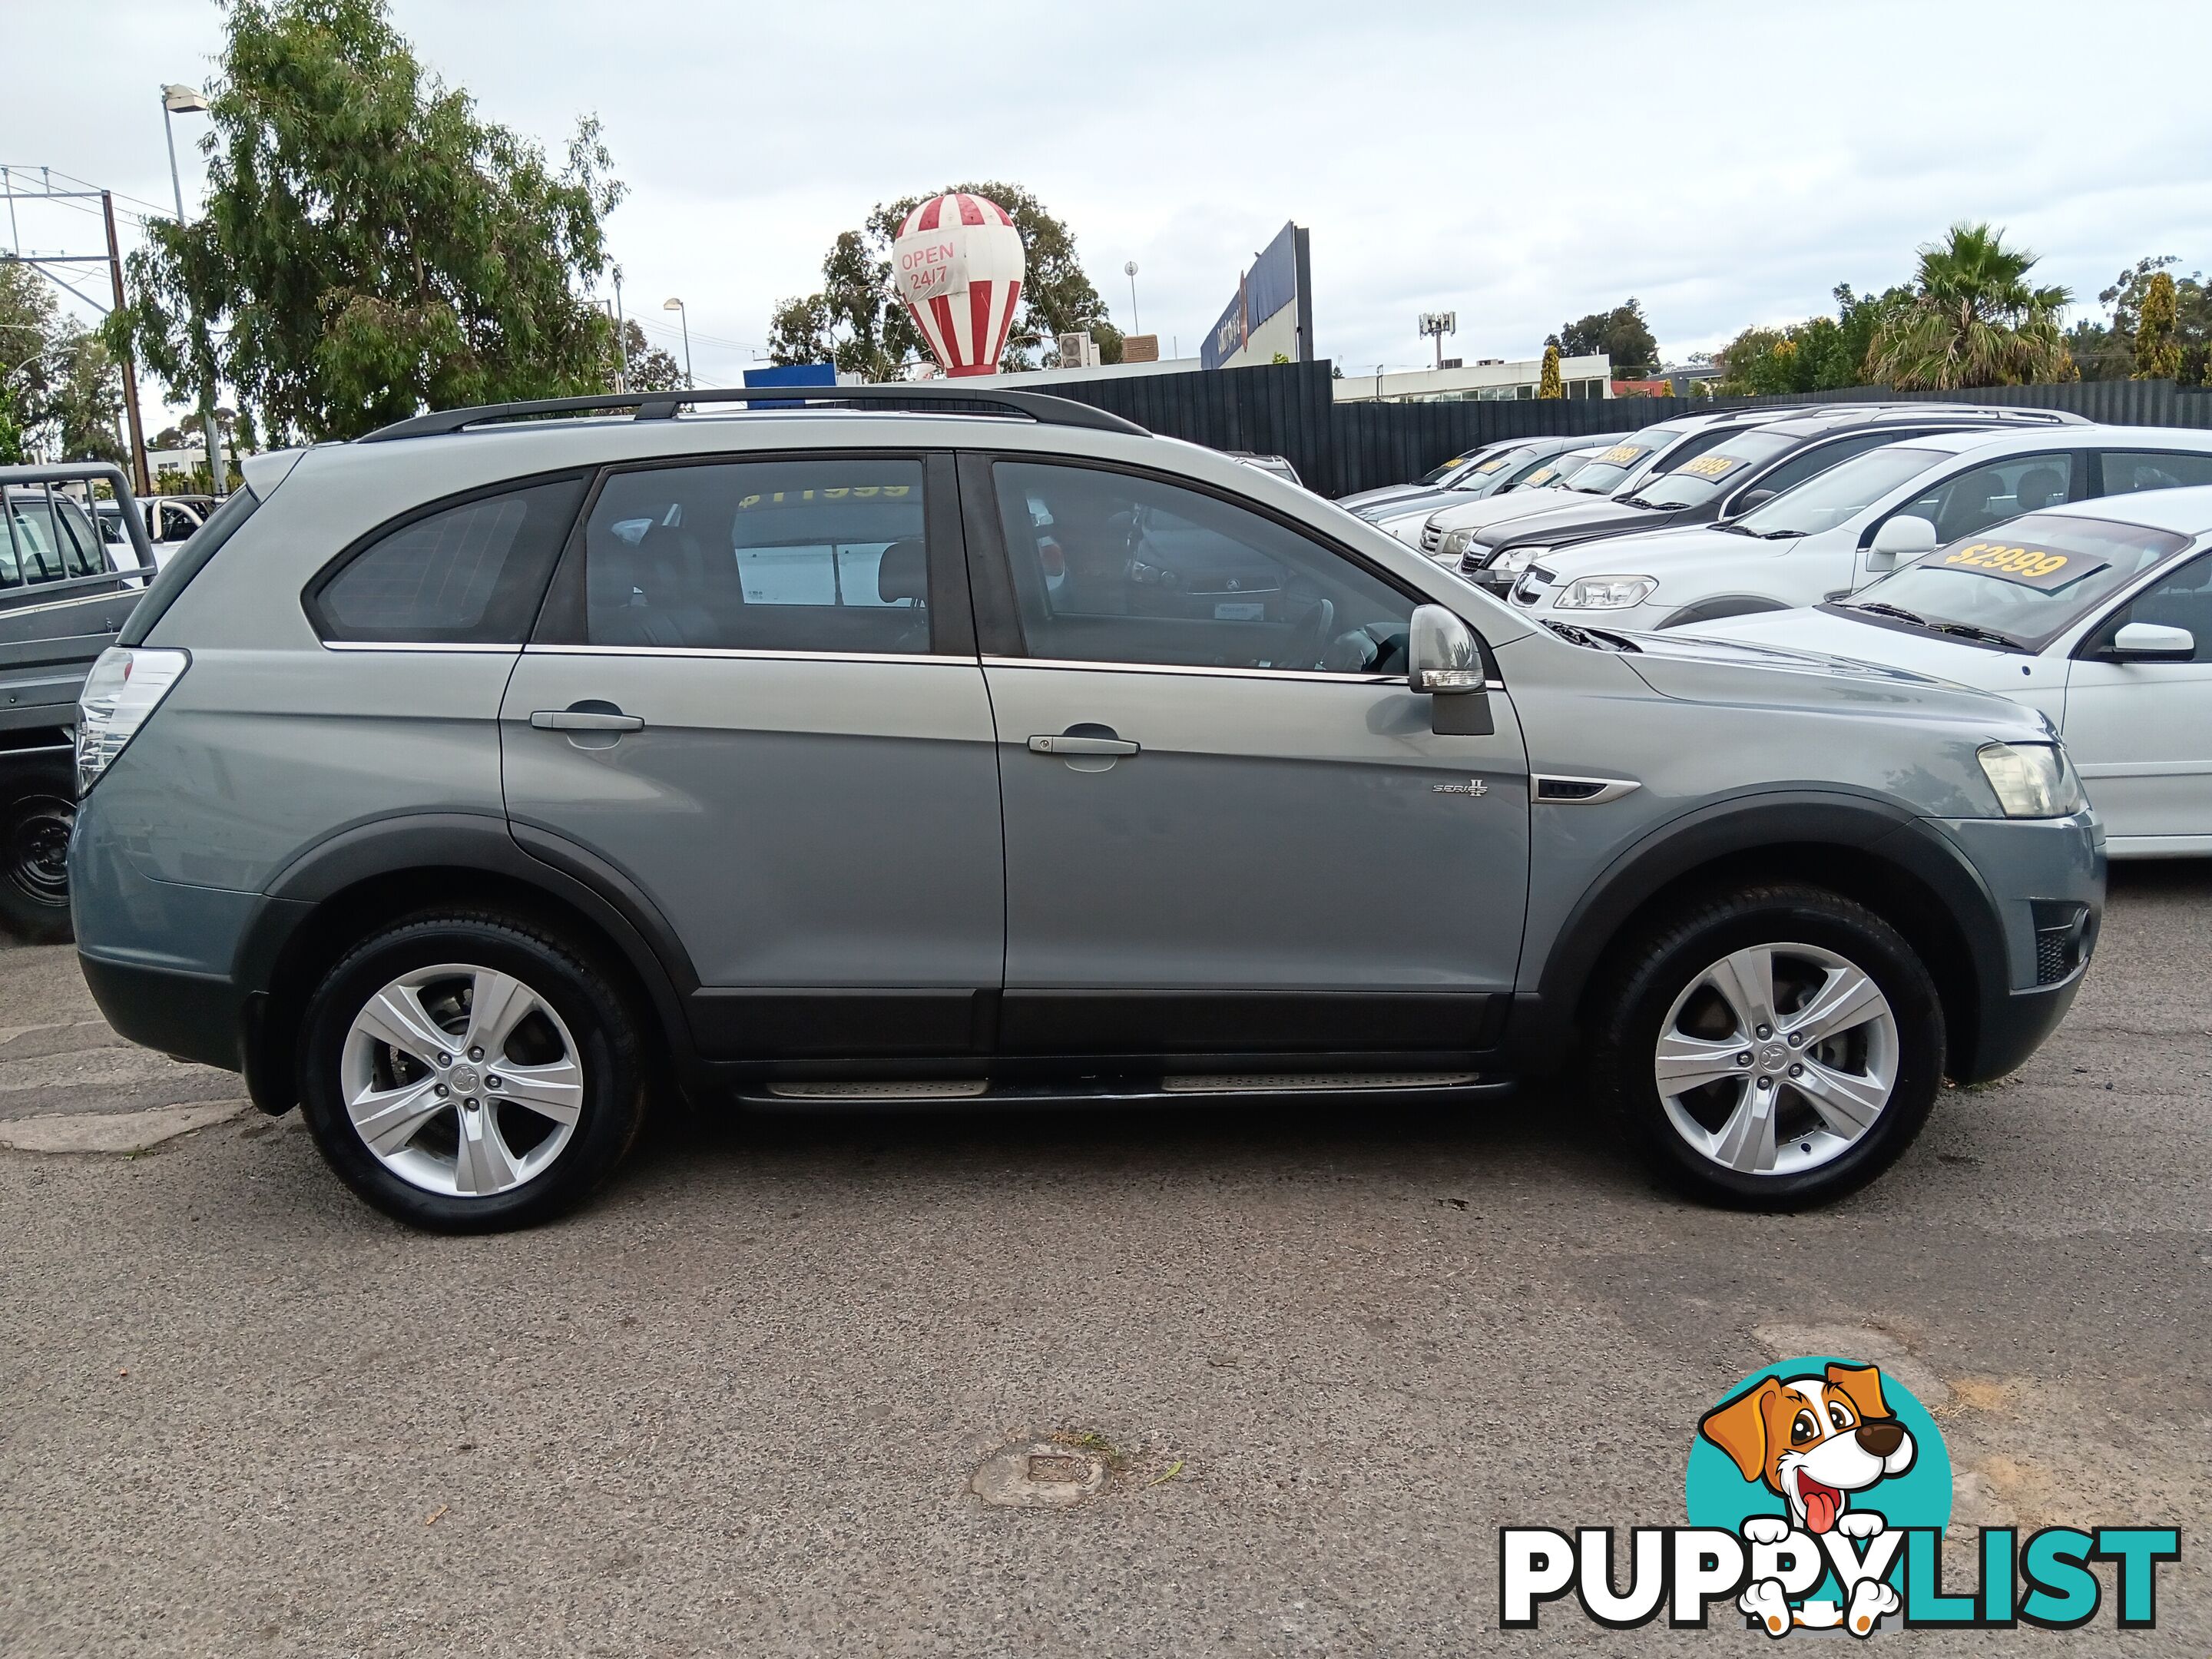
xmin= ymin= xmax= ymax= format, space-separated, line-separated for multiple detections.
xmin=892 ymin=192 xmax=1026 ymax=376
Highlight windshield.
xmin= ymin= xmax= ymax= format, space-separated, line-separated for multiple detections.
xmin=1417 ymin=451 xmax=1482 ymax=485
xmin=1631 ymin=431 xmax=1798 ymax=508
xmin=1455 ymin=445 xmax=1550 ymax=498
xmin=1565 ymin=426 xmax=1685 ymax=495
xmin=1733 ymin=445 xmax=1952 ymax=537
xmin=1843 ymin=513 xmax=2192 ymax=651
xmin=1513 ymin=454 xmax=1588 ymax=492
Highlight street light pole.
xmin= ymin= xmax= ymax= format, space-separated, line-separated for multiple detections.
xmin=1124 ymin=260 xmax=1141 ymax=336
xmin=161 ymin=83 xmax=225 ymax=498
xmin=663 ymin=297 xmax=692 ymax=390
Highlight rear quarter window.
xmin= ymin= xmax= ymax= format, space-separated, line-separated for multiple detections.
xmin=307 ymin=475 xmax=587 ymax=644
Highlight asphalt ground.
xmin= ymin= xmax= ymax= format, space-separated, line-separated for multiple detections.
xmin=1 ymin=863 xmax=2207 ymax=1657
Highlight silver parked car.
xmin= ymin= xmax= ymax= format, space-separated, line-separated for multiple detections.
xmin=71 ymin=385 xmax=2101 ymax=1230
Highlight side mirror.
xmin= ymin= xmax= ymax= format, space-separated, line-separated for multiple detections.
xmin=2109 ymin=621 xmax=2197 ymax=661
xmin=1865 ymin=515 xmax=1937 ymax=572
xmin=1732 ymin=487 xmax=1777 ymax=515
xmin=1409 ymin=604 xmax=1494 ymax=736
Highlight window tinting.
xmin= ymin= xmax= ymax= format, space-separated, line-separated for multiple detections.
xmin=2101 ymin=450 xmax=2212 ymax=497
xmin=581 ymin=459 xmax=929 ymax=654
xmin=314 ymin=477 xmax=584 ymax=644
xmin=994 ymin=460 xmax=1415 ymax=674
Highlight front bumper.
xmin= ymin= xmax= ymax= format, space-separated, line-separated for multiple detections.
xmin=1932 ymin=810 xmax=2104 ymax=1084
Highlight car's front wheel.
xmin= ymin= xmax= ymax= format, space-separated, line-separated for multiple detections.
xmin=298 ymin=911 xmax=647 ymax=1232
xmin=1592 ymin=883 xmax=1945 ymax=1209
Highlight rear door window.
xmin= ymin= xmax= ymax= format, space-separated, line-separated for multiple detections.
xmin=575 ymin=458 xmax=932 ymax=654
xmin=2098 ymin=450 xmax=2212 ymax=498
xmin=310 ymin=475 xmax=586 ymax=644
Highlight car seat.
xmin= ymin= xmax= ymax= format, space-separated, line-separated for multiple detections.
xmin=2011 ymin=466 xmax=2066 ymax=515
xmin=596 ymin=523 xmax=719 ymax=647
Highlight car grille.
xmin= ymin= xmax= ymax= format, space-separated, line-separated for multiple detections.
xmin=1420 ymin=522 xmax=1445 ymax=555
xmin=1512 ymin=567 xmax=1555 ymax=607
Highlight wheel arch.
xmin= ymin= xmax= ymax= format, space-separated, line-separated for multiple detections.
xmin=234 ymin=813 xmax=698 ymax=1114
xmin=1521 ymin=793 xmax=2005 ymax=1082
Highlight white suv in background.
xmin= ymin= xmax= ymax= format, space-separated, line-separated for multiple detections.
xmin=1500 ymin=426 xmax=2212 ymax=631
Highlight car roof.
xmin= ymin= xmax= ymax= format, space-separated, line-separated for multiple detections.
xmin=2025 ymin=481 xmax=2212 ymax=535
xmin=1879 ymin=422 xmax=2212 ymax=461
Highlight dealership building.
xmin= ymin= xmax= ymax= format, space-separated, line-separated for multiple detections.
xmin=1332 ymin=355 xmax=1614 ymax=403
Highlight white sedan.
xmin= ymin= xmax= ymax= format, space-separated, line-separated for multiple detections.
xmin=1687 ymin=485 xmax=2212 ymax=857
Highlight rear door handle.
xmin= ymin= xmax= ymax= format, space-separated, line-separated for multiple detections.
xmin=1028 ymin=733 xmax=1138 ymax=757
xmin=531 ymin=709 xmax=645 ymax=732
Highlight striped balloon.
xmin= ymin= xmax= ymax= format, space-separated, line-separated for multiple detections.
xmin=892 ymin=193 xmax=1026 ymax=377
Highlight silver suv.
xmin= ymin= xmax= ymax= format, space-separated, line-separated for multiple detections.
xmin=69 ymin=386 xmax=2103 ymax=1230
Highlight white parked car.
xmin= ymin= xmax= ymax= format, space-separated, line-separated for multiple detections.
xmin=1402 ymin=407 xmax=1803 ymax=555
xmin=1686 ymin=484 xmax=2212 ymax=857
xmin=1354 ymin=432 xmax=1624 ymax=542
xmin=1498 ymin=425 xmax=2212 ymax=632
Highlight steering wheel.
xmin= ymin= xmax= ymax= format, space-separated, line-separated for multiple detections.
xmin=1280 ymin=595 xmax=1336 ymax=670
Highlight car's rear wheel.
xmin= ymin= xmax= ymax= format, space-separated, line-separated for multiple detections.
xmin=1591 ymin=883 xmax=1945 ymax=1209
xmin=298 ymin=911 xmax=647 ymax=1232
xmin=0 ymin=758 xmax=77 ymax=944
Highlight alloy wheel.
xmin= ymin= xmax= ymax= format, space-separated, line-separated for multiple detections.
xmin=1652 ymin=941 xmax=1899 ymax=1177
xmin=339 ymin=962 xmax=585 ymax=1198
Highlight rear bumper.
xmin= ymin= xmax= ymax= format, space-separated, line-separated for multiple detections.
xmin=77 ymin=952 xmax=241 ymax=1072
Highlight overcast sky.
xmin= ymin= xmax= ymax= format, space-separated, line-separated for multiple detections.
xmin=12 ymin=0 xmax=2212 ymax=416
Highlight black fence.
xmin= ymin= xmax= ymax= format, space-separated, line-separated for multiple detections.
xmin=1035 ymin=360 xmax=2212 ymax=499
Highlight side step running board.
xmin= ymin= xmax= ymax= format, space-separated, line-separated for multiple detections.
xmin=740 ymin=1074 xmax=1511 ymax=1110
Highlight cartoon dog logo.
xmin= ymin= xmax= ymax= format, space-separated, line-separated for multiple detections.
xmin=1700 ymin=1363 xmax=1917 ymax=1636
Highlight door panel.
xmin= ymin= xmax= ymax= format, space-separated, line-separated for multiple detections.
xmin=975 ymin=455 xmax=1531 ymax=1059
xmin=985 ymin=664 xmax=1530 ymax=1052
xmin=502 ymin=651 xmax=1003 ymax=1005
xmin=2064 ymin=550 xmax=2212 ymax=841
xmin=502 ymin=452 xmax=1002 ymax=1058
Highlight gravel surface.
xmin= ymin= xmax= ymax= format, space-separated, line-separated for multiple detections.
xmin=2 ymin=865 xmax=2206 ymax=1656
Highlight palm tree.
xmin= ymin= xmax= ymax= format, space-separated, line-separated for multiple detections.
xmin=1866 ymin=223 xmax=2075 ymax=389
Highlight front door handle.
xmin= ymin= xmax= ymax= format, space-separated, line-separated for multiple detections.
xmin=1028 ymin=733 xmax=1138 ymax=757
xmin=531 ymin=708 xmax=645 ymax=732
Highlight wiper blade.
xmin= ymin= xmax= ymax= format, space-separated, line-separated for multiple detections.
xmin=1929 ymin=621 xmax=2027 ymax=650
xmin=1844 ymin=600 xmax=1931 ymax=626
xmin=1543 ymin=620 xmax=1642 ymax=653
xmin=1618 ymin=495 xmax=1665 ymax=510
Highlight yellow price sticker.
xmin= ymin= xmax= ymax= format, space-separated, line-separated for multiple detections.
xmin=1933 ymin=540 xmax=2101 ymax=590
xmin=1472 ymin=455 xmax=1512 ymax=473
xmin=1594 ymin=444 xmax=1648 ymax=466
xmin=1677 ymin=452 xmax=1745 ymax=479
xmin=1525 ymin=466 xmax=1558 ymax=485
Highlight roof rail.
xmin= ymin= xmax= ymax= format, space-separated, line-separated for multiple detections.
xmin=356 ymin=382 xmax=1151 ymax=443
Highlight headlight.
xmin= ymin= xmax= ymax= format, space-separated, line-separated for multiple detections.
xmin=1556 ymin=575 xmax=1657 ymax=611
xmin=1977 ymin=740 xmax=2085 ymax=818
xmin=75 ymin=647 xmax=190 ymax=796
xmin=1492 ymin=545 xmax=1547 ymax=575
xmin=1442 ymin=528 xmax=1479 ymax=557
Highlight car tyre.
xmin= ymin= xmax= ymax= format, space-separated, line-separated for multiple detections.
xmin=0 ymin=758 xmax=78 ymax=944
xmin=298 ymin=909 xmax=647 ymax=1233
xmin=1591 ymin=882 xmax=1945 ymax=1210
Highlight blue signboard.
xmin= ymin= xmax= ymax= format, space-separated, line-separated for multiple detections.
xmin=742 ymin=362 xmax=836 ymax=408
xmin=1201 ymin=223 xmax=1306 ymax=371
